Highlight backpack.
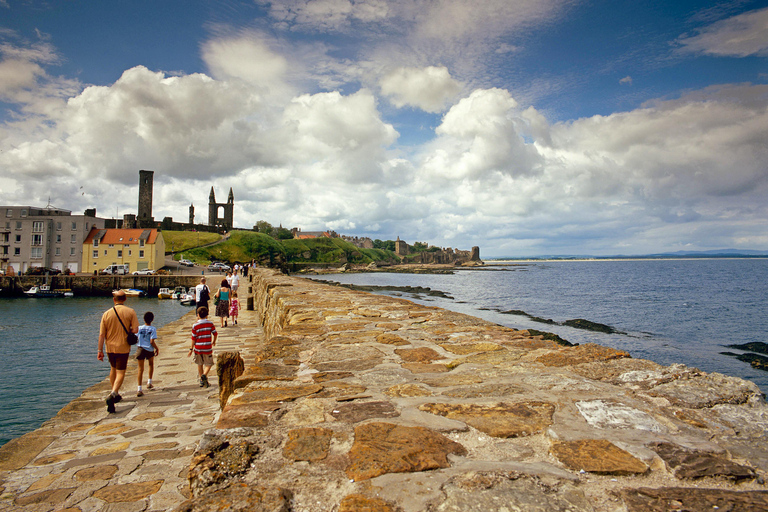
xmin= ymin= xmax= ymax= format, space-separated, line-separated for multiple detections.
xmin=199 ymin=285 xmax=210 ymax=303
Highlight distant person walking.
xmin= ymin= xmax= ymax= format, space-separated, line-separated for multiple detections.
xmin=229 ymin=290 xmax=240 ymax=325
xmin=230 ymin=271 xmax=240 ymax=294
xmin=195 ymin=277 xmax=210 ymax=312
xmin=98 ymin=290 xmax=138 ymax=414
xmin=215 ymin=279 xmax=231 ymax=327
xmin=136 ymin=311 xmax=159 ymax=397
xmin=189 ymin=306 xmax=217 ymax=387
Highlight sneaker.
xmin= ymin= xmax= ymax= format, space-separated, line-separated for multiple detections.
xmin=137 ymin=390 xmax=144 ymax=397
xmin=113 ymin=393 xmax=123 ymax=404
xmin=199 ymin=376 xmax=205 ymax=387
xmin=224 ymin=320 xmax=228 ymax=327
xmin=106 ymin=395 xmax=116 ymax=414
xmin=202 ymin=375 xmax=209 ymax=388
xmin=147 ymin=383 xmax=154 ymax=390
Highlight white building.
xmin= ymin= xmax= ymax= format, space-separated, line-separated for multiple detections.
xmin=1 ymin=205 xmax=105 ymax=274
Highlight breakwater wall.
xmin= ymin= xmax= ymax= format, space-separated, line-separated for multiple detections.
xmin=0 ymin=275 xmax=203 ymax=297
xmin=2 ymin=268 xmax=768 ymax=511
xmin=189 ymin=268 xmax=768 ymax=510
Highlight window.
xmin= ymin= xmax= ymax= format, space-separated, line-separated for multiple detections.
xmin=56 ymin=222 xmax=62 ymax=231
xmin=128 ymin=250 xmax=132 ymax=256
xmin=104 ymin=250 xmax=107 ymax=255
xmin=32 ymin=221 xmax=44 ymax=232
xmin=31 ymin=247 xmax=42 ymax=258
xmin=93 ymin=239 xmax=99 ymax=248
xmin=85 ymin=223 xmax=89 ymax=230
xmin=31 ymin=234 xmax=43 ymax=246
xmin=56 ymin=234 xmax=61 ymax=243
xmin=139 ymin=250 xmax=144 ymax=258
xmin=70 ymin=247 xmax=76 ymax=256
xmin=71 ymin=234 xmax=76 ymax=243
xmin=21 ymin=209 xmax=27 ymax=217
xmin=5 ymin=209 xmax=11 ymax=217
xmin=15 ymin=235 xmax=21 ymax=242
xmin=15 ymin=221 xmax=21 ymax=230
xmin=140 ymin=239 xmax=145 ymax=247
xmin=14 ymin=247 xmax=20 ymax=255
xmin=71 ymin=222 xmax=77 ymax=230
xmin=55 ymin=247 xmax=61 ymax=256
xmin=108 ymin=244 xmax=114 ymax=248
xmin=117 ymin=250 xmax=123 ymax=258
xmin=93 ymin=250 xmax=98 ymax=258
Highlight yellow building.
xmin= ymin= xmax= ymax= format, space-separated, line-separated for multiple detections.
xmin=82 ymin=228 xmax=165 ymax=273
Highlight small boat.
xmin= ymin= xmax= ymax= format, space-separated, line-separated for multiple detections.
xmin=157 ymin=287 xmax=172 ymax=299
xmin=24 ymin=285 xmax=72 ymax=298
xmin=121 ymin=288 xmax=147 ymax=298
xmin=171 ymin=286 xmax=187 ymax=300
xmin=180 ymin=292 xmax=196 ymax=306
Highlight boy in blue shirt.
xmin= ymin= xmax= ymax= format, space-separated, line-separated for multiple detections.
xmin=136 ymin=311 xmax=159 ymax=397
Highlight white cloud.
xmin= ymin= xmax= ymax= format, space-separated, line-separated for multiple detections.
xmin=379 ymin=66 xmax=461 ymax=112
xmin=619 ymin=76 xmax=632 ymax=85
xmin=201 ymin=31 xmax=289 ymax=89
xmin=678 ymin=7 xmax=768 ymax=57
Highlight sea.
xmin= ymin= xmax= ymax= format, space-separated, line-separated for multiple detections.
xmin=308 ymin=258 xmax=768 ymax=394
xmin=0 ymin=296 xmax=193 ymax=447
xmin=1 ymin=258 xmax=766 ymax=448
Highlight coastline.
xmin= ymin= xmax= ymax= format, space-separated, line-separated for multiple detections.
xmin=2 ymin=268 xmax=768 ymax=511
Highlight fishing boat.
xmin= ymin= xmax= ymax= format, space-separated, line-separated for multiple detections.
xmin=180 ymin=292 xmax=196 ymax=306
xmin=121 ymin=288 xmax=147 ymax=298
xmin=157 ymin=287 xmax=172 ymax=299
xmin=171 ymin=286 xmax=187 ymax=300
xmin=24 ymin=285 xmax=73 ymax=298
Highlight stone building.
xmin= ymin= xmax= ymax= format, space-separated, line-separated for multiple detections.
xmin=208 ymin=187 xmax=234 ymax=231
xmin=82 ymin=227 xmax=165 ymax=273
xmin=137 ymin=170 xmax=155 ymax=228
xmin=0 ymin=205 xmax=104 ymax=274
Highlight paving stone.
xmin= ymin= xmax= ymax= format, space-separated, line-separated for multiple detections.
xmin=648 ymin=372 xmax=763 ymax=408
xmin=63 ymin=451 xmax=127 ymax=469
xmin=283 ymin=427 xmax=333 ymax=461
xmin=189 ymin=438 xmax=260 ymax=497
xmin=32 ymin=450 xmax=77 ymax=465
xmin=14 ymin=486 xmax=77 ymax=507
xmin=173 ymin=483 xmax=292 ymax=512
xmin=0 ymin=433 xmax=58 ymax=470
xmin=536 ymin=343 xmax=631 ymax=367
xmin=648 ymin=441 xmax=757 ymax=480
xmin=446 ymin=349 xmax=524 ymax=369
xmin=91 ymin=479 xmax=164 ymax=503
xmin=26 ymin=473 xmax=61 ymax=491
xmin=430 ymin=472 xmax=593 ymax=512
xmin=90 ymin=442 xmax=131 ymax=456
xmin=339 ymin=493 xmax=399 ymax=512
xmin=330 ymin=401 xmax=400 ymax=423
xmin=230 ymin=384 xmax=323 ymax=405
xmin=121 ymin=428 xmax=149 ymax=438
xmin=402 ymin=363 xmax=449 ymax=373
xmin=312 ymin=371 xmax=354 ymax=382
xmin=437 ymin=342 xmax=503 ymax=355
xmin=395 ymin=347 xmax=442 ymax=363
xmin=74 ymin=464 xmax=119 ymax=481
xmin=385 ymin=384 xmax=433 ymax=397
xmin=133 ymin=412 xmax=165 ymax=421
xmin=376 ymin=333 xmax=410 ymax=345
xmin=550 ymin=439 xmax=648 ymax=475
xmin=346 ymin=422 xmax=467 ymax=481
xmin=618 ymin=487 xmax=768 ymax=511
xmin=441 ymin=383 xmax=525 ymax=398
xmin=419 ymin=401 xmax=555 ymax=438
xmin=280 ymin=398 xmax=328 ymax=426
xmin=576 ymin=399 xmax=666 ymax=433
xmin=216 ymin=403 xmax=276 ymax=429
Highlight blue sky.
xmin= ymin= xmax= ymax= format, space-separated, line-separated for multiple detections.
xmin=1 ymin=0 xmax=767 ymax=257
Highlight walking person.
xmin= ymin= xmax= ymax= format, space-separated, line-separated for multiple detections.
xmin=230 ymin=270 xmax=240 ymax=295
xmin=195 ymin=277 xmax=210 ymax=312
xmin=136 ymin=311 xmax=159 ymax=397
xmin=188 ymin=306 xmax=217 ymax=387
xmin=98 ymin=289 xmax=138 ymax=413
xmin=215 ymin=279 xmax=230 ymax=327
xmin=229 ymin=290 xmax=240 ymax=325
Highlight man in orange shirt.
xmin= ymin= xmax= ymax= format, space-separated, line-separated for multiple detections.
xmin=98 ymin=289 xmax=139 ymax=413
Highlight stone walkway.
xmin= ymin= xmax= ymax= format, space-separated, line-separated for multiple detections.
xmin=0 ymin=307 xmax=264 ymax=511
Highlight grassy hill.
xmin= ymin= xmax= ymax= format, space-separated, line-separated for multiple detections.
xmin=164 ymin=230 xmax=400 ymax=268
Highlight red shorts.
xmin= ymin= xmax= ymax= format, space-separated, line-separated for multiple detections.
xmin=107 ymin=352 xmax=129 ymax=371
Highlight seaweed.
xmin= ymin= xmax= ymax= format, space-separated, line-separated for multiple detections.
xmin=527 ymin=329 xmax=576 ymax=347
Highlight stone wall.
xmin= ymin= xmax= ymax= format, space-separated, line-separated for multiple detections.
xmin=186 ymin=267 xmax=768 ymax=511
xmin=0 ymin=275 xmax=203 ymax=297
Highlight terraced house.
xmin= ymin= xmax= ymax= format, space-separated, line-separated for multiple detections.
xmin=82 ymin=227 xmax=165 ymax=274
xmin=1 ymin=205 xmax=104 ymax=274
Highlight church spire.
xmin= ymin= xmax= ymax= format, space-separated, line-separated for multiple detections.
xmin=228 ymin=187 xmax=234 ymax=203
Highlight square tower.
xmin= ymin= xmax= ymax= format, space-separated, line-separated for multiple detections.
xmin=138 ymin=170 xmax=154 ymax=227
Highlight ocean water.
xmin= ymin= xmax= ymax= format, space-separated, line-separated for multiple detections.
xmin=0 ymin=296 xmax=193 ymax=447
xmin=308 ymin=259 xmax=768 ymax=393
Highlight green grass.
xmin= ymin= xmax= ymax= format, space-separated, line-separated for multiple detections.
xmin=164 ymin=229 xmax=399 ymax=266
xmin=163 ymin=231 xmax=222 ymax=257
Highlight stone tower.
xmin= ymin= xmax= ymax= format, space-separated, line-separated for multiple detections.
xmin=189 ymin=204 xmax=195 ymax=225
xmin=208 ymin=187 xmax=234 ymax=231
xmin=137 ymin=170 xmax=154 ymax=228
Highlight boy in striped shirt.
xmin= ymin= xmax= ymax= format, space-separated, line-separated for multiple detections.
xmin=188 ymin=306 xmax=217 ymax=387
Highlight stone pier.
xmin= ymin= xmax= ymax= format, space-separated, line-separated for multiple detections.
xmin=2 ymin=267 xmax=768 ymax=511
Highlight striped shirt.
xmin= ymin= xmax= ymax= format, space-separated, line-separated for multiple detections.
xmin=191 ymin=319 xmax=217 ymax=354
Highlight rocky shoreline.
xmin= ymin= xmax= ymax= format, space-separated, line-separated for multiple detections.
xmin=2 ymin=268 xmax=768 ymax=511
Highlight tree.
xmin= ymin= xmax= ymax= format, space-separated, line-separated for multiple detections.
xmin=254 ymin=220 xmax=274 ymax=236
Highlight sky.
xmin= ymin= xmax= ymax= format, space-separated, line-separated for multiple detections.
xmin=0 ymin=0 xmax=767 ymax=258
